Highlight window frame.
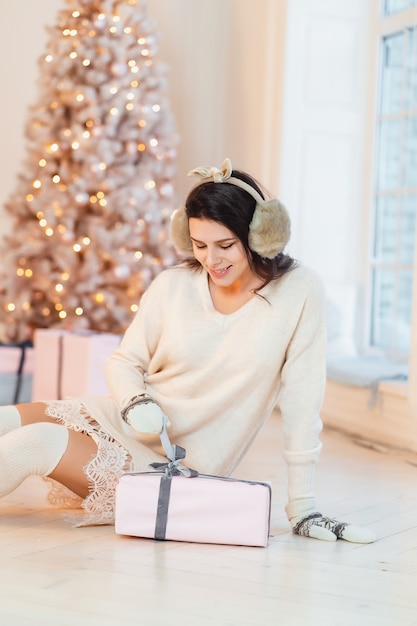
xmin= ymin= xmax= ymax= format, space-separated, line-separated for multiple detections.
xmin=365 ymin=2 xmax=417 ymax=362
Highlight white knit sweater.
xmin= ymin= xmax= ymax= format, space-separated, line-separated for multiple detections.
xmin=84 ymin=263 xmax=326 ymax=523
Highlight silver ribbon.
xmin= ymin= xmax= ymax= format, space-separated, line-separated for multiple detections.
xmin=148 ymin=415 xmax=198 ymax=540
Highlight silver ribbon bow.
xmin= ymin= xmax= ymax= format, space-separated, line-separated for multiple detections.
xmin=149 ymin=446 xmax=197 ymax=478
xmin=149 ymin=414 xmax=198 ymax=478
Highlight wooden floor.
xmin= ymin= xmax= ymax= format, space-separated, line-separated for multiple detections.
xmin=1 ymin=410 xmax=417 ymax=626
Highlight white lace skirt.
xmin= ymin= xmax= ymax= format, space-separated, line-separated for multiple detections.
xmin=45 ymin=398 xmax=134 ymax=526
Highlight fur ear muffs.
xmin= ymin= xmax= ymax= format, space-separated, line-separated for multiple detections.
xmin=170 ymin=207 xmax=193 ymax=255
xmin=248 ymin=199 xmax=291 ymax=259
xmin=170 ymin=200 xmax=291 ymax=259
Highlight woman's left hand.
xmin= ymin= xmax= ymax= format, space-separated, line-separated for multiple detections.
xmin=292 ymin=512 xmax=376 ymax=543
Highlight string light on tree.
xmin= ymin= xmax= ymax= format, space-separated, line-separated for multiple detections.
xmin=0 ymin=0 xmax=178 ymax=342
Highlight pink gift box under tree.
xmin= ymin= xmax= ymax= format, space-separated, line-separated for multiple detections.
xmin=0 ymin=341 xmax=34 ymax=405
xmin=32 ymin=329 xmax=121 ymax=401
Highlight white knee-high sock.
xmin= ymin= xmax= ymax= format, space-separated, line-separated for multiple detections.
xmin=0 ymin=422 xmax=69 ymax=498
xmin=0 ymin=405 xmax=21 ymax=436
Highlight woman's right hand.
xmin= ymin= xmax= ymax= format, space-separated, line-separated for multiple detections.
xmin=126 ymin=401 xmax=166 ymax=434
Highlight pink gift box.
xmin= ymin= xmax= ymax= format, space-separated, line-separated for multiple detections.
xmin=115 ymin=472 xmax=271 ymax=547
xmin=32 ymin=329 xmax=121 ymax=401
xmin=0 ymin=341 xmax=34 ymax=404
xmin=0 ymin=343 xmax=34 ymax=374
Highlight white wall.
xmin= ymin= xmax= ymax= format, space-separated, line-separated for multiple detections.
xmin=125 ymin=0 xmax=288 ymax=200
xmin=279 ymin=0 xmax=373 ymax=353
xmin=0 ymin=0 xmax=61 ymax=235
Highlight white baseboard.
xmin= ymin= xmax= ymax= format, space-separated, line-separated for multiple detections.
xmin=322 ymin=379 xmax=417 ymax=455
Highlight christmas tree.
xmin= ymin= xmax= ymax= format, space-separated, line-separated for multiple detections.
xmin=0 ymin=0 xmax=178 ymax=343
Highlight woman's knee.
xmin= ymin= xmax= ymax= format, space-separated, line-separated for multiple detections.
xmin=16 ymin=402 xmax=56 ymax=426
xmin=50 ymin=430 xmax=98 ymax=499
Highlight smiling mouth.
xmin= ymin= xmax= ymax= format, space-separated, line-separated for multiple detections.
xmin=209 ymin=266 xmax=232 ymax=276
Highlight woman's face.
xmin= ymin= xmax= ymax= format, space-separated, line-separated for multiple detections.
xmin=188 ymin=218 xmax=254 ymax=288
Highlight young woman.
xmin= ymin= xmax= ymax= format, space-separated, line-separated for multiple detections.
xmin=0 ymin=159 xmax=375 ymax=542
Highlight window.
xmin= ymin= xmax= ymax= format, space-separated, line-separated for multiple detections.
xmin=369 ymin=10 xmax=417 ymax=356
xmin=384 ymin=0 xmax=417 ymax=16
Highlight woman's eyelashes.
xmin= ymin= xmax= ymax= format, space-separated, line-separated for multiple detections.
xmin=193 ymin=242 xmax=235 ymax=250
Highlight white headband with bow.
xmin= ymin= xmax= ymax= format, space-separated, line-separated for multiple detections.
xmin=187 ymin=158 xmax=265 ymax=205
